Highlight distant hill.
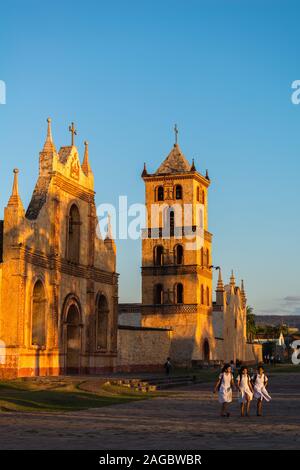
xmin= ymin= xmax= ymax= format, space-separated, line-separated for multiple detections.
xmin=255 ymin=315 xmax=300 ymax=330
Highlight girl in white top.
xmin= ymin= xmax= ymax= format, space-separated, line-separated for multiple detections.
xmin=214 ymin=364 xmax=235 ymax=417
xmin=236 ymin=366 xmax=253 ymax=417
xmin=252 ymin=365 xmax=271 ymax=416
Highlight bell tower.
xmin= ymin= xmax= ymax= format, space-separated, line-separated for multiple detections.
xmin=141 ymin=133 xmax=215 ymax=365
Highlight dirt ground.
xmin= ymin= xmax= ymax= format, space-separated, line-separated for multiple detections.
xmin=0 ymin=372 xmax=300 ymax=450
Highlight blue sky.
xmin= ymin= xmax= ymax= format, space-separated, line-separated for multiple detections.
xmin=0 ymin=0 xmax=299 ymax=315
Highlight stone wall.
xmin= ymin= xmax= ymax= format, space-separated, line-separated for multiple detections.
xmin=245 ymin=342 xmax=263 ymax=364
xmin=214 ymin=337 xmax=224 ymax=360
xmin=117 ymin=325 xmax=172 ymax=372
xmin=118 ymin=311 xmax=141 ymax=327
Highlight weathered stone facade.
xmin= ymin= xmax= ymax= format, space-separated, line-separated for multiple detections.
xmin=0 ymin=122 xmax=261 ymax=379
xmin=0 ymin=119 xmax=118 ymax=378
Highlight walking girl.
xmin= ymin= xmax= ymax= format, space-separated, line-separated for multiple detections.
xmin=236 ymin=366 xmax=253 ymax=417
xmin=252 ymin=365 xmax=271 ymax=416
xmin=214 ymin=363 xmax=235 ymax=417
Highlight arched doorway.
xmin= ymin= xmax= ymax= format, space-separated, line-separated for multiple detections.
xmin=203 ymin=339 xmax=210 ymax=362
xmin=65 ymin=303 xmax=81 ymax=374
xmin=175 ymin=283 xmax=183 ymax=304
xmin=31 ymin=280 xmax=46 ymax=347
xmin=174 ymin=244 xmax=183 ymax=265
xmin=153 ymin=245 xmax=164 ymax=266
xmin=154 ymin=284 xmax=164 ymax=304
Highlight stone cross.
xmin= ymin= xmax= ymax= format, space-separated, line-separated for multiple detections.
xmin=174 ymin=123 xmax=178 ymax=144
xmin=69 ymin=122 xmax=77 ymax=146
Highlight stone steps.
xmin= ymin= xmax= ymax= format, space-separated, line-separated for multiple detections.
xmin=108 ymin=375 xmax=199 ymax=392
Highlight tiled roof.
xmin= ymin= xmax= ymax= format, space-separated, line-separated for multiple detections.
xmin=155 ymin=144 xmax=191 ymax=175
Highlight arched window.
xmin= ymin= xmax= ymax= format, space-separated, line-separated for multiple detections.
xmin=202 ymin=190 xmax=205 ymax=205
xmin=163 ymin=206 xmax=182 ymax=238
xmin=154 ymin=284 xmax=164 ymax=304
xmin=96 ymin=294 xmax=109 ymax=350
xmin=176 ymin=283 xmax=183 ymax=304
xmin=31 ymin=280 xmax=46 ymax=347
xmin=157 ymin=186 xmax=164 ymax=201
xmin=201 ymin=284 xmax=204 ymax=304
xmin=154 ymin=245 xmax=163 ymax=266
xmin=67 ymin=204 xmax=81 ymax=263
xmin=206 ymin=286 xmax=210 ymax=306
xmin=169 ymin=210 xmax=174 ymax=236
xmin=175 ymin=245 xmax=183 ymax=264
xmin=175 ymin=185 xmax=182 ymax=200
xmin=197 ymin=186 xmax=200 ymax=202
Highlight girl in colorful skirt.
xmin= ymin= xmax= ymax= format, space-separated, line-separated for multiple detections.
xmin=214 ymin=363 xmax=235 ymax=417
xmin=252 ymin=365 xmax=271 ymax=416
xmin=236 ymin=366 xmax=253 ymax=417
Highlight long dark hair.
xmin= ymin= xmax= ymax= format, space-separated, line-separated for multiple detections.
xmin=221 ymin=363 xmax=231 ymax=373
xmin=239 ymin=365 xmax=248 ymax=377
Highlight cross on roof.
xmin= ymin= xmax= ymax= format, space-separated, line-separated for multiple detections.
xmin=69 ymin=122 xmax=77 ymax=146
xmin=174 ymin=123 xmax=178 ymax=145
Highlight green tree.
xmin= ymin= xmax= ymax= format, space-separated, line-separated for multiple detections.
xmin=246 ymin=305 xmax=257 ymax=341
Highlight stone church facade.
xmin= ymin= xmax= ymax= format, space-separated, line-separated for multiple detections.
xmin=0 ymin=119 xmax=118 ymax=379
xmin=0 ymin=121 xmax=261 ymax=379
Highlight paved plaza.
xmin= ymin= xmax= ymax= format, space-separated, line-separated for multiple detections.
xmin=0 ymin=373 xmax=299 ymax=450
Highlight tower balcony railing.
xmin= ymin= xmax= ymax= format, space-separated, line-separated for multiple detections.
xmin=141 ymin=227 xmax=212 ymax=241
xmin=142 ymin=303 xmax=198 ymax=315
xmin=212 ymin=303 xmax=223 ymax=312
xmin=142 ymin=264 xmax=212 ymax=276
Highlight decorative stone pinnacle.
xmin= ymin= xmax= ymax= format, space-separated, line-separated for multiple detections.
xmin=230 ymin=270 xmax=235 ymax=287
xmin=82 ymin=140 xmax=91 ymax=176
xmin=106 ymin=213 xmax=113 ymax=240
xmin=12 ymin=168 xmax=19 ymax=195
xmin=141 ymin=162 xmax=148 ymax=177
xmin=43 ymin=117 xmax=56 ymax=152
xmin=8 ymin=168 xmax=24 ymax=209
xmin=216 ymin=268 xmax=224 ymax=291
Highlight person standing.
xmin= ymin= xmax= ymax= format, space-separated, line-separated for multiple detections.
xmin=236 ymin=366 xmax=253 ymax=417
xmin=214 ymin=364 xmax=235 ymax=417
xmin=252 ymin=365 xmax=271 ymax=416
xmin=164 ymin=357 xmax=172 ymax=376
